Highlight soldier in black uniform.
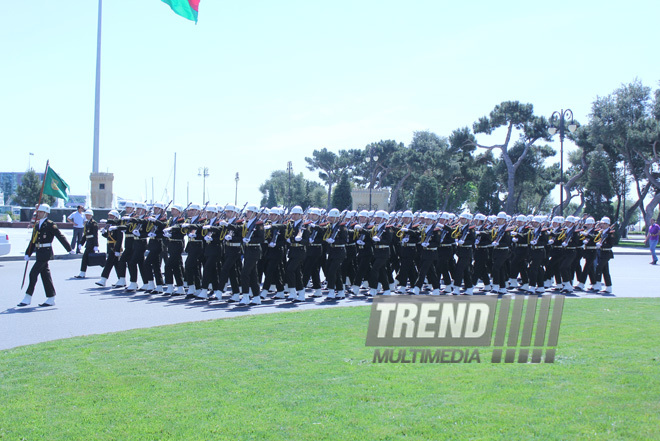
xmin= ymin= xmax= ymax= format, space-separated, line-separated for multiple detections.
xmin=350 ymin=210 xmax=374 ymax=295
xmin=238 ymin=206 xmax=265 ymax=306
xmin=394 ymin=210 xmax=418 ymax=293
xmin=365 ymin=211 xmax=395 ymax=296
xmin=74 ymin=209 xmax=98 ymax=279
xmin=557 ymin=216 xmax=582 ymax=293
xmin=96 ymin=210 xmax=123 ymax=287
xmin=18 ymin=204 xmax=74 ymax=307
xmin=280 ymin=206 xmax=309 ymax=302
xmin=575 ymin=217 xmax=598 ymax=292
xmin=451 ymin=212 xmax=476 ymax=295
xmin=302 ymin=208 xmax=325 ymax=297
xmin=412 ymin=213 xmax=442 ymax=295
xmin=182 ymin=204 xmax=204 ymax=297
xmin=593 ymin=217 xmax=615 ymax=294
xmin=473 ymin=214 xmax=493 ymax=292
xmin=114 ymin=201 xmax=136 ymax=288
xmin=262 ymin=207 xmax=288 ymax=299
xmin=162 ymin=205 xmax=187 ymax=296
xmin=491 ymin=212 xmax=512 ymax=295
xmin=527 ymin=215 xmax=549 ymax=294
xmin=323 ymin=208 xmax=348 ymax=300
xmin=509 ymin=215 xmax=532 ymax=292
xmin=142 ymin=203 xmax=168 ymax=294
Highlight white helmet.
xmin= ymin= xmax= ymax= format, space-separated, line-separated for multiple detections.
xmin=138 ymin=203 xmax=148 ymax=210
xmin=552 ymin=216 xmax=564 ymax=224
xmin=474 ymin=213 xmax=487 ymax=221
xmin=108 ymin=210 xmax=120 ymax=218
xmin=37 ymin=204 xmax=51 ymax=213
xmin=487 ymin=215 xmax=497 ymax=223
xmin=533 ymin=215 xmax=545 ymax=223
xmin=206 ymin=205 xmax=218 ymax=213
xmin=516 ymin=215 xmax=526 ymax=222
xmin=171 ymin=205 xmax=183 ymax=213
xmin=402 ymin=210 xmax=413 ymax=218
xmin=440 ymin=212 xmax=451 ymax=220
xmin=246 ymin=205 xmax=258 ymax=213
xmin=358 ymin=210 xmax=369 ymax=217
xmin=85 ymin=209 xmax=94 ymax=216
xmin=600 ymin=216 xmax=611 ymax=225
xmin=269 ymin=207 xmax=281 ymax=215
xmin=189 ymin=204 xmax=200 ymax=211
xmin=585 ymin=217 xmax=595 ymax=225
xmin=459 ymin=211 xmax=473 ymax=220
xmin=224 ymin=204 xmax=237 ymax=213
xmin=153 ymin=202 xmax=165 ymax=209
xmin=125 ymin=201 xmax=136 ymax=208
xmin=497 ymin=211 xmax=507 ymax=220
xmin=328 ymin=208 xmax=340 ymax=218
xmin=375 ymin=210 xmax=389 ymax=219
xmin=290 ymin=206 xmax=303 ymax=215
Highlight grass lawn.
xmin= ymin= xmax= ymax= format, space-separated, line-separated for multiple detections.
xmin=1 ymin=298 xmax=659 ymax=440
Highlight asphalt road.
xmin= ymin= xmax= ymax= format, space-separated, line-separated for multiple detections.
xmin=1 ymin=254 xmax=658 ymax=351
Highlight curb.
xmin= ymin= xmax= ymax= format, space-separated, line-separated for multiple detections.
xmin=0 ymin=254 xmax=82 ymax=262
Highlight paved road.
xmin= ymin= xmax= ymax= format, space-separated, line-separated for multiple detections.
xmin=1 ymin=254 xmax=658 ymax=351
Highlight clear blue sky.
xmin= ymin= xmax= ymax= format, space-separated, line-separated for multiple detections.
xmin=1 ymin=0 xmax=658 ymax=207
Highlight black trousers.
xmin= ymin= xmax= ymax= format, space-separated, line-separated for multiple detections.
xmin=80 ymin=245 xmax=93 ymax=272
xmin=285 ymin=246 xmax=306 ymax=291
xmin=26 ymin=259 xmax=56 ymax=297
xmin=302 ymin=246 xmax=323 ymax=289
xmin=414 ymin=249 xmax=440 ymax=289
xmin=578 ymin=249 xmax=597 ymax=284
xmin=263 ymin=246 xmax=286 ymax=291
xmin=341 ymin=244 xmax=358 ymax=286
xmin=184 ymin=242 xmax=203 ymax=288
xmin=325 ymin=247 xmax=346 ymax=291
xmin=491 ymin=249 xmax=509 ymax=287
xmin=396 ymin=246 xmax=418 ymax=287
xmin=528 ymin=248 xmax=546 ymax=288
xmin=453 ymin=248 xmax=474 ymax=288
xmin=129 ymin=239 xmax=148 ymax=284
xmin=368 ymin=249 xmax=391 ymax=289
xmin=145 ymin=239 xmax=164 ymax=285
xmin=164 ymin=240 xmax=185 ymax=286
xmin=201 ymin=244 xmax=222 ymax=290
xmin=559 ymin=249 xmax=577 ymax=283
xmin=595 ymin=249 xmax=613 ymax=286
xmin=241 ymin=246 xmax=262 ymax=294
xmin=510 ymin=247 xmax=529 ymax=283
xmin=436 ymin=247 xmax=454 ymax=286
xmin=101 ymin=249 xmax=121 ymax=279
xmin=473 ymin=247 xmax=491 ymax=286
xmin=218 ymin=247 xmax=243 ymax=293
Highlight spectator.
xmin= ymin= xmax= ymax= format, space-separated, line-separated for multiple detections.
xmin=67 ymin=205 xmax=86 ymax=253
xmin=646 ymin=218 xmax=660 ymax=265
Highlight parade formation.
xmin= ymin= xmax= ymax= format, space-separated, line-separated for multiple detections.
xmin=18 ymin=201 xmax=618 ymax=307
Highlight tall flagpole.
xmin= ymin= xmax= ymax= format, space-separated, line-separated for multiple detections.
xmin=92 ymin=0 xmax=102 ymax=174
xmin=22 ymin=161 xmax=50 ymax=289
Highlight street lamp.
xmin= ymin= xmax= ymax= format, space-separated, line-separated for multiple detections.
xmin=198 ymin=167 xmax=209 ymax=203
xmin=365 ymin=149 xmax=379 ymax=210
xmin=548 ymin=109 xmax=577 ymax=216
xmin=287 ymin=161 xmax=293 ymax=207
xmin=234 ymin=172 xmax=239 ymax=205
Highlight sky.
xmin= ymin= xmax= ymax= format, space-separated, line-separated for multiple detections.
xmin=1 ymin=0 xmax=659 ymax=208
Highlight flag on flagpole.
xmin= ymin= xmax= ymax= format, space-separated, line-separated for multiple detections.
xmin=42 ymin=166 xmax=70 ymax=201
xmin=162 ymin=0 xmax=200 ymax=23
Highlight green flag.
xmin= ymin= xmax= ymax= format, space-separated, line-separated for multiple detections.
xmin=42 ymin=167 xmax=70 ymax=201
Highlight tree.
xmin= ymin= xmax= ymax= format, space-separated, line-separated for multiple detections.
xmin=331 ymin=172 xmax=352 ymax=210
xmin=475 ymin=166 xmax=501 ymax=214
xmin=13 ymin=169 xmax=54 ymax=207
xmin=266 ymin=184 xmax=278 ymax=208
xmin=584 ymin=148 xmax=615 ymax=221
xmin=305 ymin=148 xmax=356 ymax=209
xmin=472 ymin=101 xmax=551 ymax=213
xmin=412 ymin=175 xmax=438 ymax=212
xmin=259 ymin=170 xmax=325 ymax=208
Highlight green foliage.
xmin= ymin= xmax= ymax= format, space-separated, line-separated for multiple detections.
xmin=13 ymin=169 xmax=54 ymax=207
xmin=412 ymin=174 xmax=438 ymax=211
xmin=585 ymin=148 xmax=615 ymax=221
xmin=331 ymin=172 xmax=352 ymax=210
xmin=475 ymin=167 xmax=501 ymax=214
xmin=259 ymin=170 xmax=324 ymax=208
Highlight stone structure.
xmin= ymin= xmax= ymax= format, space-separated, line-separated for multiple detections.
xmin=351 ymin=188 xmax=390 ymax=211
xmin=90 ymin=172 xmax=114 ymax=209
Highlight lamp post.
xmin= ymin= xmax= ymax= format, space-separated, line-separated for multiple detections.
xmin=198 ymin=167 xmax=209 ymax=203
xmin=234 ymin=172 xmax=239 ymax=205
xmin=548 ymin=109 xmax=577 ymax=216
xmin=28 ymin=152 xmax=34 ymax=170
xmin=365 ymin=149 xmax=379 ymax=211
xmin=287 ymin=161 xmax=293 ymax=207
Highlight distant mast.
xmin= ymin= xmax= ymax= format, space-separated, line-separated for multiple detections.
xmin=92 ymin=0 xmax=102 ymax=173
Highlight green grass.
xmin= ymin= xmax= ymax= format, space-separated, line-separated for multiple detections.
xmin=618 ymin=240 xmax=647 ymax=248
xmin=1 ymin=299 xmax=660 ymax=440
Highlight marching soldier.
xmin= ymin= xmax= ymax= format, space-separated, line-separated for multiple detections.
xmin=182 ymin=204 xmax=204 ymax=297
xmin=323 ymin=208 xmax=348 ymax=300
xmin=451 ymin=212 xmax=476 ymax=295
xmin=412 ymin=212 xmax=442 ymax=295
xmin=395 ymin=210 xmax=418 ymax=293
xmin=527 ymin=215 xmax=549 ymax=294
xmin=575 ymin=217 xmax=598 ymax=292
xmin=473 ymin=213 xmax=493 ymax=292
xmin=74 ymin=209 xmax=99 ymax=279
xmin=142 ymin=203 xmax=168 ymax=294
xmin=367 ymin=210 xmax=395 ymax=296
xmin=490 ymin=212 xmax=512 ymax=295
xmin=593 ymin=216 xmax=615 ymax=294
xmin=162 ymin=205 xmax=188 ymax=296
xmin=96 ymin=210 xmax=123 ymax=287
xmin=239 ymin=205 xmax=265 ymax=305
xmin=18 ymin=204 xmax=74 ymax=307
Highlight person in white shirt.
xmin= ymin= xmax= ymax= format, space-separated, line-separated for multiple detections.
xmin=67 ymin=205 xmax=86 ymax=253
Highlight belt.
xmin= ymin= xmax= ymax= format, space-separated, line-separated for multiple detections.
xmin=330 ymin=244 xmax=345 ymax=248
xmin=188 ymin=239 xmax=202 ymax=242
xmin=515 ymin=244 xmax=528 ymax=247
xmin=458 ymin=245 xmax=472 ymax=248
xmin=308 ymin=243 xmax=321 ymax=247
xmin=167 ymin=238 xmax=184 ymax=243
xmin=495 ymin=246 xmax=509 ymax=250
xmin=125 ymin=234 xmax=134 ymax=238
xmin=290 ymin=243 xmax=304 ymax=247
xmin=585 ymin=246 xmax=598 ymax=250
xmin=565 ymin=247 xmax=576 ymax=250
xmin=403 ymin=243 xmax=417 ymax=247
xmin=85 ymin=235 xmax=94 ymax=239
xmin=423 ymin=247 xmax=437 ymax=251
xmin=375 ymin=245 xmax=389 ymax=249
xmin=134 ymin=237 xmax=147 ymax=241
xmin=476 ymin=244 xmax=492 ymax=248
xmin=35 ymin=243 xmax=52 ymax=248
xmin=439 ymin=244 xmax=453 ymax=247
xmin=226 ymin=242 xmax=242 ymax=247
xmin=531 ymin=246 xmax=545 ymax=250
xmin=245 ymin=243 xmax=261 ymax=247
xmin=346 ymin=243 xmax=356 ymax=247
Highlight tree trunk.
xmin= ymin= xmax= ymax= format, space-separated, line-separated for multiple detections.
xmin=326 ymin=184 xmax=332 ymax=210
xmin=644 ymin=192 xmax=660 ymax=231
xmin=388 ymin=169 xmax=412 ymax=211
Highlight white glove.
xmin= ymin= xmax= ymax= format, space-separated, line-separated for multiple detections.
xmin=182 ymin=223 xmax=191 ymax=228
xmin=100 ymin=219 xmax=107 ymax=224
xmin=202 ymin=225 xmax=210 ymax=230
xmin=530 ymin=240 xmax=537 ymax=245
xmin=148 ymin=232 xmax=157 ymax=238
xmin=294 ymin=236 xmax=302 ymax=242
xmin=458 ymin=240 xmax=465 ymax=245
xmin=583 ymin=239 xmax=589 ymax=244
xmin=421 ymin=242 xmax=428 ymax=248
xmin=149 ymin=216 xmax=157 ymax=221
xmin=354 ymin=225 xmax=363 ymax=231
xmin=163 ymin=231 xmax=172 ymax=238
xmin=114 ymin=252 xmax=121 ymax=257
xmin=188 ymin=232 xmax=196 ymax=238
xmin=400 ymin=227 xmax=408 ymax=232
xmin=132 ymin=229 xmax=140 ymax=236
xmin=109 ymin=226 xmax=117 ymax=231
xmin=492 ymin=241 xmax=499 ymax=247
xmin=204 ymin=235 xmax=213 ymax=243
xmin=243 ymin=237 xmax=250 ymax=244
xmin=561 ymin=241 xmax=568 ymax=247
xmin=286 ymin=238 xmax=291 ymax=244
xmin=224 ymin=234 xmax=232 ymax=241
xmin=268 ymin=242 xmax=276 ymax=248
xmin=69 ymin=250 xmax=76 ymax=255
xmin=100 ymin=228 xmax=106 ymax=235
xmin=357 ymin=239 xmax=365 ymax=246
xmin=24 ymin=254 xmax=30 ymax=261
xmin=512 ymin=237 xmax=518 ymax=243
xmin=596 ymin=243 xmax=602 ymax=248
xmin=218 ymin=220 xmax=228 ymax=227
xmin=548 ymin=239 xmax=554 ymax=244
xmin=326 ymin=238 xmax=335 ymax=244
xmin=264 ymin=224 xmax=271 ymax=230
xmin=93 ymin=246 xmax=99 ymax=252
xmin=372 ymin=236 xmax=381 ymax=242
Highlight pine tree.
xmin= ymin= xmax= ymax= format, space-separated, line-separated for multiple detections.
xmin=14 ymin=169 xmax=55 ymax=207
xmin=584 ymin=149 xmax=614 ymax=220
xmin=267 ymin=184 xmax=278 ymax=208
xmin=413 ymin=175 xmax=438 ymax=212
xmin=331 ymin=173 xmax=352 ymax=210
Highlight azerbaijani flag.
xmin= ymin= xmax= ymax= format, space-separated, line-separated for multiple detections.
xmin=162 ymin=0 xmax=200 ymax=23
